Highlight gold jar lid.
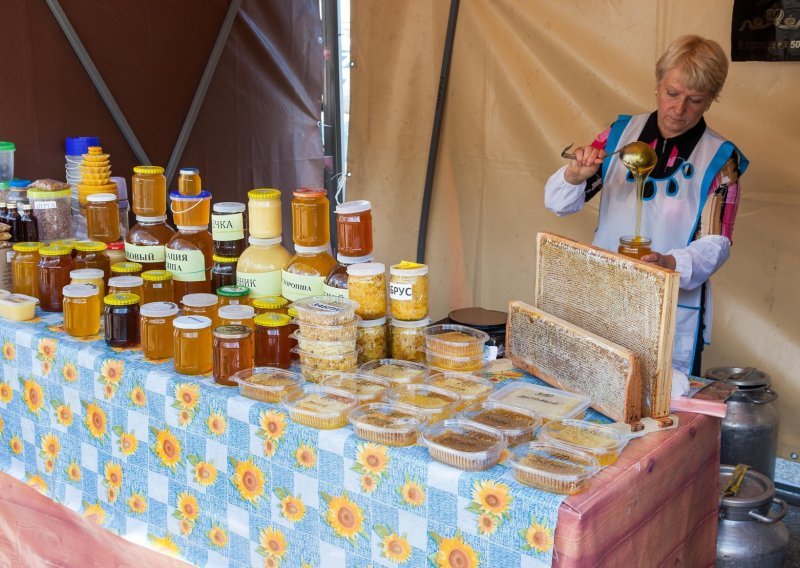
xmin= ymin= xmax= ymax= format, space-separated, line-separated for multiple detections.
xmin=74 ymin=240 xmax=108 ymax=252
xmin=39 ymin=245 xmax=72 ymax=257
xmin=252 ymin=296 xmax=289 ymax=310
xmin=111 ymin=262 xmax=143 ymax=274
xmin=12 ymin=242 xmax=44 ymax=252
xmin=133 ymin=165 xmax=164 ymax=175
xmin=141 ymin=270 xmax=173 ymax=282
xmin=104 ymin=292 xmax=140 ymax=306
xmin=254 ymin=313 xmax=292 ymax=327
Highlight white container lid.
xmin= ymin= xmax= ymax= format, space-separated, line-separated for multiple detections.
xmin=391 ymin=317 xmax=432 ymax=328
xmin=294 ymin=243 xmax=330 ymax=254
xmin=337 ymin=253 xmax=374 ymax=264
xmin=390 ymin=262 xmax=429 ymax=277
xmin=173 ymin=315 xmax=212 ymax=330
xmin=87 ymin=193 xmax=117 ymax=203
xmin=136 ymin=215 xmax=168 ymax=223
xmin=0 ymin=293 xmax=39 ymax=306
xmin=357 ymin=316 xmax=387 ymax=328
xmin=335 ymin=200 xmax=371 ymax=214
xmin=347 ymin=262 xmax=385 ymax=277
xmin=181 ymin=293 xmax=218 ymax=307
xmin=219 ymin=304 xmax=256 ymax=319
xmin=213 ymin=202 xmax=246 ymax=214
xmin=62 ymin=283 xmax=99 ymax=298
xmin=176 ymin=225 xmax=208 ymax=231
xmin=108 ymin=276 xmax=144 ymax=288
xmin=141 ymin=301 xmax=180 ymax=318
xmin=179 ymin=167 xmax=199 ymax=175
xmin=248 ymin=236 xmax=282 ymax=246
xmin=70 ymin=268 xmax=104 ymax=280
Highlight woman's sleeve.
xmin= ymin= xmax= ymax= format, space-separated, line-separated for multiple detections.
xmin=544 ymin=166 xmax=587 ymax=216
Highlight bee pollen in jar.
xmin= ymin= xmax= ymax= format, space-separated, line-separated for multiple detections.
xmin=389 ymin=261 xmax=429 ymax=320
xmin=346 ymin=262 xmax=386 ymax=320
xmin=357 ymin=316 xmax=388 ymax=364
xmin=390 ymin=317 xmax=430 ymax=362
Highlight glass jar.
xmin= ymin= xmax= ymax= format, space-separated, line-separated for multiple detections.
xmin=217 ymin=284 xmax=250 ymax=307
xmin=173 ymin=315 xmax=213 ymax=375
xmin=323 ymin=253 xmax=373 ymax=298
xmin=131 ymin=165 xmax=167 ymax=217
xmin=181 ymin=293 xmax=219 ymax=329
xmin=389 ymin=262 xmax=429 ymax=321
xmin=357 ymin=316 xmax=388 ymax=364
xmin=37 ymin=245 xmax=74 ymax=312
xmin=618 ymin=235 xmax=652 ymax=260
xmin=141 ymin=270 xmax=175 ymax=305
xmin=63 ymin=283 xmax=102 ymax=337
xmin=252 ymin=295 xmax=289 ymax=315
xmin=213 ymin=324 xmax=253 ymax=386
xmin=336 ymin=200 xmax=373 ymax=257
xmin=70 ymin=268 xmax=105 ymax=298
xmin=236 ymin=236 xmax=292 ymax=298
xmin=254 ymin=313 xmax=293 ymax=369
xmin=140 ymin=301 xmax=179 ymax=359
xmin=103 ymin=292 xmax=140 ymax=347
xmin=390 ymin=317 xmax=430 ymax=362
xmin=74 ymin=241 xmax=111 ymax=285
xmin=291 ymin=187 xmax=329 ymax=246
xmin=11 ymin=242 xmax=44 ymax=298
xmin=247 ymin=188 xmax=282 ymax=239
xmin=177 ymin=167 xmax=202 ymax=196
xmin=211 ymin=255 xmax=238 ymax=291
xmin=106 ymin=241 xmax=126 ymax=267
xmin=281 ymin=243 xmax=336 ymax=302
xmin=86 ymin=193 xmax=120 ymax=243
xmin=50 ymin=239 xmax=76 ymax=255
xmin=27 ymin=188 xmax=72 ymax=242
xmin=170 ymin=191 xmax=211 ymax=227
xmin=347 ymin=262 xmax=386 ymax=320
xmin=125 ymin=215 xmax=176 ymax=272
xmin=166 ymin=225 xmax=214 ymax=302
xmin=111 ymin=261 xmax=143 ymax=278
xmin=212 ymin=202 xmax=247 ymax=256
xmin=108 ymin=275 xmax=144 ymax=300
xmin=218 ymin=304 xmax=255 ymax=330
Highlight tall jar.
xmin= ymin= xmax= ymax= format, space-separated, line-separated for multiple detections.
xmin=166 ymin=225 xmax=214 ymax=302
xmin=211 ymin=255 xmax=238 ymax=291
xmin=140 ymin=301 xmax=179 ymax=359
xmin=37 ymin=245 xmax=74 ymax=312
xmin=254 ymin=313 xmax=293 ymax=369
xmin=212 ymin=202 xmax=247 ymax=256
xmin=103 ymin=292 xmax=141 ymax=347
xmin=73 ymin=241 xmax=111 ymax=285
xmin=336 ymin=200 xmax=373 ymax=257
xmin=389 ymin=262 xmax=429 ymax=321
xmin=173 ymin=315 xmax=213 ymax=375
xmin=390 ymin=317 xmax=431 ymax=362
xmin=347 ymin=262 xmax=386 ymax=320
xmin=125 ymin=215 xmax=176 ymax=271
xmin=177 ymin=167 xmax=202 ymax=196
xmin=323 ymin=253 xmax=373 ymax=298
xmin=181 ymin=293 xmax=219 ymax=329
xmin=27 ymin=187 xmax=72 ymax=242
xmin=213 ymin=324 xmax=253 ymax=386
xmin=70 ymin=268 xmax=105 ymax=298
xmin=281 ymin=243 xmax=336 ymax=302
xmin=291 ymin=188 xmax=329 ymax=246
xmin=11 ymin=242 xmax=44 ymax=298
xmin=131 ymin=165 xmax=167 ymax=217
xmin=63 ymin=283 xmax=102 ymax=337
xmin=141 ymin=270 xmax=175 ymax=305
xmin=247 ymin=188 xmax=282 ymax=239
xmin=236 ymin=236 xmax=292 ymax=299
xmin=86 ymin=193 xmax=120 ymax=243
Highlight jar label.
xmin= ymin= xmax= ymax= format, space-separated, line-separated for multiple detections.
xmin=125 ymin=242 xmax=166 ymax=263
xmin=323 ymin=283 xmax=349 ymax=299
xmin=281 ymin=270 xmax=324 ymax=301
xmin=211 ymin=213 xmax=245 ymax=241
xmin=389 ymin=282 xmax=413 ymax=301
xmin=166 ymin=249 xmax=207 ymax=282
xmin=237 ymin=270 xmax=281 ymax=296
xmin=33 ymin=201 xmax=57 ymax=210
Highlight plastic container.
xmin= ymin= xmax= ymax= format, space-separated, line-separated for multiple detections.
xmin=108 ymin=276 xmax=144 ymax=300
xmin=323 ymin=253 xmax=373 ymax=298
xmin=170 ymin=190 xmax=211 ymax=227
xmin=6 ymin=180 xmax=29 ymax=206
xmin=141 ymin=270 xmax=174 ymax=304
xmin=77 ymin=147 xmax=116 ymax=208
xmin=297 ymin=366 xmax=352 ymax=385
xmin=320 ymin=374 xmax=389 ymax=404
xmin=0 ymin=293 xmax=38 ymax=321
xmin=390 ymin=317 xmax=430 ymax=362
xmin=282 ymin=244 xmax=337 ymax=302
xmin=211 ymin=255 xmax=238 ymax=291
xmin=252 ymin=295 xmax=289 ymax=315
xmin=212 ymin=202 xmax=247 ymax=256
xmin=423 ymin=324 xmax=489 ymax=357
xmin=213 ymin=324 xmax=253 ymax=386
xmin=38 ymin=245 xmax=74 ymax=312
xmin=294 ymin=318 xmax=359 ymax=342
xmin=180 ymin=293 xmax=219 ymax=329
xmin=386 ymin=384 xmax=460 ymax=423
xmin=348 ymin=402 xmax=426 ymax=446
xmin=458 ymin=401 xmax=541 ymax=446
xmin=111 ymin=261 xmax=143 ymax=278
xmin=421 ymin=419 xmax=506 ymax=471
xmin=218 ymin=304 xmax=255 ymax=329
xmin=0 ymin=141 xmax=15 ymax=182
xmin=125 ymin=215 xmax=176 ymax=271
xmin=85 ymin=193 xmax=120 ymax=243
xmin=131 ymin=166 xmax=166 ymax=217
xmin=488 ymin=383 xmax=592 ymax=423
xmin=166 ymin=225 xmax=213 ymax=301
xmin=216 ymin=284 xmax=249 ymax=306
xmin=11 ymin=242 xmax=44 ymax=298
xmin=291 ymin=187 xmax=329 ymax=246
xmin=537 ymin=419 xmax=628 ymax=467
xmin=103 ymin=293 xmax=140 ymax=347
xmin=356 ymin=316 xmax=388 ymax=364
xmin=346 ymin=262 xmax=386 ymax=320
xmin=27 ymin=187 xmax=72 ymax=242
xmin=426 ymin=372 xmax=494 ymax=410
xmin=236 ymin=236 xmax=292 ymax=298
xmin=62 ymin=283 xmax=102 ymax=337
xmin=359 ymin=358 xmax=428 ymax=384
xmin=232 ymin=367 xmax=304 ymax=403
xmin=140 ymin=301 xmax=179 ymax=359
xmin=247 ymin=188 xmax=282 ymax=239
xmin=173 ymin=315 xmax=213 ymax=375
xmin=70 ymin=268 xmax=105 ymax=299
xmin=177 ymin=167 xmax=202 ymax=196
xmin=73 ymin=241 xmax=111 ymax=285
xmin=293 ymin=346 xmax=359 ymax=372
xmin=292 ymin=295 xmax=358 ymax=326
xmin=335 ymin=200 xmax=373 ymax=257
xmin=424 ymin=349 xmax=485 ymax=373
xmin=389 ymin=262 xmax=429 ymax=321
xmin=283 ymin=385 xmax=358 ymax=429
xmin=506 ymin=442 xmax=599 ymax=494
xmin=291 ymin=331 xmax=357 ymax=355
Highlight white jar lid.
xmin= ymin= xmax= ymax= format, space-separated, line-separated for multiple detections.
xmin=87 ymin=193 xmax=117 ymax=203
xmin=219 ymin=304 xmax=255 ymax=319
xmin=179 ymin=167 xmax=199 ymax=175
xmin=176 ymin=225 xmax=208 ymax=232
xmin=335 ymin=200 xmax=371 ymax=214
xmin=173 ymin=315 xmax=212 ymax=330
xmin=347 ymin=262 xmax=385 ymax=277
xmin=337 ymin=253 xmax=374 ymax=264
xmin=248 ymin=236 xmax=283 ymax=246
xmin=62 ymin=283 xmax=100 ymax=298
xmin=141 ymin=301 xmax=179 ymax=318
xmin=390 ymin=262 xmax=429 ymax=277
xmin=294 ymin=243 xmax=330 ymax=254
xmin=70 ymin=268 xmax=104 ymax=280
xmin=213 ymin=202 xmax=246 ymax=214
xmin=108 ymin=276 xmax=144 ymax=288
xmin=391 ymin=317 xmax=432 ymax=328
xmin=136 ymin=215 xmax=168 ymax=223
xmin=358 ymin=316 xmax=387 ymax=327
xmin=181 ymin=293 xmax=218 ymax=308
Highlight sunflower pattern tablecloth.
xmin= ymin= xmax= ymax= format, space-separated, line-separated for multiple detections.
xmin=0 ymin=312 xmax=610 ymax=568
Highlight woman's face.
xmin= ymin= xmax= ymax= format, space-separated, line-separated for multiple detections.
xmin=656 ymin=67 xmax=711 ymax=138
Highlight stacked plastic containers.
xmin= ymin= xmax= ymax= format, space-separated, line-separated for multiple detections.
xmin=77 ymin=146 xmax=117 ymax=210
xmin=65 ymin=136 xmax=98 ymax=212
xmin=238 ymin=189 xmax=290 ymax=300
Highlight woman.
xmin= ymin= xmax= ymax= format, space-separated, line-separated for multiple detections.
xmin=544 ymin=35 xmax=748 ymax=375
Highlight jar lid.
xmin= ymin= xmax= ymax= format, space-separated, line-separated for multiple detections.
xmin=173 ymin=315 xmax=212 ymax=330
xmin=111 ymin=262 xmax=143 ymax=274
xmin=86 ymin=146 xmax=105 ymax=156
xmin=12 ymin=242 xmax=44 ymax=252
xmin=706 ymin=367 xmax=771 ymax=389
xmin=181 ymin=293 xmax=218 ymax=308
xmin=391 ymin=317 xmax=432 ymax=329
xmin=140 ymin=301 xmax=180 ymax=318
xmin=107 ymin=241 xmax=125 ymax=250
xmin=50 ymin=239 xmax=76 ymax=249
xmin=9 ymin=179 xmax=30 ymax=188
xmin=6 ymin=202 xmax=17 ymax=208
xmin=212 ymin=255 xmax=239 ymax=263
xmin=719 ymin=465 xmax=774 ymax=509
xmin=170 ymin=190 xmax=211 ymax=201
xmin=335 ymin=200 xmax=371 ymax=214
xmin=219 ymin=304 xmax=255 ymax=319
xmin=358 ymin=316 xmax=387 ymax=327
xmin=63 ymin=283 xmax=100 ymax=298
xmin=252 ymin=296 xmax=289 ymax=310
xmin=176 ymin=225 xmax=209 ymax=231
xmin=39 ymin=245 xmax=72 ymax=257
xmin=70 ymin=268 xmax=104 ymax=280
xmin=136 ymin=215 xmax=168 ymax=223
xmin=104 ymin=292 xmax=140 ymax=306
xmin=213 ymin=202 xmax=246 ymax=213
xmin=347 ymin=262 xmax=385 ymax=277
xmin=390 ymin=261 xmax=429 ymax=277
xmin=248 ymin=188 xmax=281 ymax=200
xmin=0 ymin=141 xmax=16 ymax=151
xmin=141 ymin=270 xmax=173 ymax=282
xmin=133 ymin=165 xmax=164 ymax=175
xmin=449 ymin=307 xmax=507 ymax=330
xmin=248 ymin=236 xmax=283 ymax=246
xmin=87 ymin=193 xmax=117 ymax=203
xmin=108 ymin=276 xmax=144 ymax=288
xmin=217 ymin=285 xmax=249 ymax=297
xmin=179 ymin=167 xmax=199 ymax=175
xmin=213 ymin=324 xmax=251 ymax=339
xmin=74 ymin=240 xmax=108 ymax=252
xmin=287 ymin=306 xmax=298 ymax=317
xmin=292 ymin=187 xmax=326 ymax=198
xmin=336 ymin=253 xmax=374 ymax=264
xmin=294 ymin=243 xmax=330 ymax=254
xmin=27 ymin=189 xmax=71 ymax=199
xmin=254 ymin=312 xmax=292 ymax=327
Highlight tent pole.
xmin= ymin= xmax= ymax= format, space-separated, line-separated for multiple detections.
xmin=322 ymin=0 xmax=344 ymax=252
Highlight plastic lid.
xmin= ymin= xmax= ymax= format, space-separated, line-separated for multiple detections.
xmin=65 ymin=136 xmax=99 ymax=156
xmin=538 ymin=419 xmax=628 ymax=455
xmin=173 ymin=315 xmax=212 ymax=330
xmin=287 ymin=306 xmax=298 ymax=317
xmin=140 ymin=301 xmax=180 ymax=318
xmin=21 ymin=204 xmax=33 ymax=209
xmin=135 ymin=215 xmax=168 ymax=223
xmin=179 ymin=167 xmax=199 ymax=175
xmin=705 ymin=367 xmax=770 ymax=389
xmin=335 ymin=200 xmax=371 ymax=214
xmin=108 ymin=276 xmax=144 ymax=288
xmin=0 ymin=293 xmax=38 ymax=306
xmin=107 ymin=241 xmax=125 ymax=250
xmin=12 ymin=242 xmax=44 ymax=252
xmin=294 ymin=243 xmax=331 ymax=254
xmin=248 ymin=236 xmax=283 ymax=246
xmin=254 ymin=312 xmax=292 ymax=327
xmin=87 ymin=193 xmax=117 ymax=203
xmin=176 ymin=225 xmax=208 ymax=231
xmin=50 ymin=239 xmax=75 ymax=249
xmin=141 ymin=270 xmax=173 ymax=282
xmin=292 ymin=187 xmax=326 ymax=198
xmin=104 ymin=292 xmax=140 ymax=306
xmin=39 ymin=245 xmax=72 ymax=257
xmin=181 ymin=293 xmax=218 ymax=308
xmin=251 ymin=296 xmax=288 ymax=310
xmin=213 ymin=202 xmax=246 ymax=213
xmin=6 ymin=202 xmax=17 ymax=208
xmin=347 ymin=262 xmax=385 ymax=277
xmin=111 ymin=262 xmax=143 ymax=274
xmin=213 ymin=324 xmax=251 ymax=339
xmin=219 ymin=304 xmax=255 ymax=320
xmin=217 ymin=285 xmax=249 ymax=297
xmin=63 ymin=283 xmax=100 ymax=298
xmin=0 ymin=182 xmax=8 ymax=190
xmin=358 ymin=316 xmax=387 ymax=327
xmin=87 ymin=146 xmax=105 ymax=156
xmin=248 ymin=188 xmax=281 ymax=200
xmin=170 ymin=190 xmax=211 ymax=200
xmin=133 ymin=165 xmax=165 ymax=175
xmin=390 ymin=317 xmax=432 ymax=329
xmin=27 ymin=189 xmax=71 ymax=199
xmin=9 ymin=179 xmax=30 ymax=188
xmin=336 ymin=253 xmax=374 ymax=264
xmin=74 ymin=240 xmax=107 ymax=252
xmin=70 ymin=268 xmax=104 ymax=280
xmin=212 ymin=255 xmax=239 ymax=263
xmin=390 ymin=261 xmax=429 ymax=277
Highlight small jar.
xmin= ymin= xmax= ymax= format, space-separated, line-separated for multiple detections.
xmin=11 ymin=241 xmax=44 ymax=298
xmin=237 ymin=236 xmax=292 ymax=298
xmin=347 ymin=262 xmax=386 ymax=320
xmin=211 ymin=255 xmax=238 ymax=291
xmin=212 ymin=202 xmax=247 ymax=256
xmin=86 ymin=193 xmax=120 ymax=243
xmin=111 ymin=261 xmax=143 ymax=278
xmin=254 ymin=313 xmax=293 ymax=369
xmin=108 ymin=275 xmax=144 ymax=300
xmin=281 ymin=243 xmax=336 ymax=302
xmin=218 ymin=304 xmax=255 ymax=330
xmin=291 ymin=188 xmax=329 ymax=247
xmin=38 ymin=245 xmax=75 ymax=312
xmin=252 ymin=295 xmax=289 ymax=315
xmin=63 ymin=283 xmax=102 ymax=337
xmin=70 ymin=268 xmax=105 ymax=298
xmin=140 ymin=301 xmax=179 ymax=359
xmin=618 ymin=235 xmax=652 ymax=260
xmin=213 ymin=324 xmax=253 ymax=386
xmin=103 ymin=292 xmax=141 ymax=347
xmin=141 ymin=270 xmax=175 ymax=305
xmin=173 ymin=315 xmax=212 ymax=375
xmin=131 ymin=165 xmax=167 ymax=217
xmin=73 ymin=240 xmax=111 ymax=285
xmin=247 ymin=188 xmax=281 ymax=239
xmin=335 ymin=200 xmax=373 ymax=257
xmin=181 ymin=293 xmax=219 ymax=329
xmin=357 ymin=316 xmax=388 ymax=364
xmin=390 ymin=317 xmax=430 ymax=362
xmin=389 ymin=262 xmax=429 ymax=321
xmin=105 ymin=241 xmax=127 ymax=266
xmin=323 ymin=253 xmax=373 ymax=298
xmin=177 ymin=167 xmax=202 ymax=196
xmin=217 ymin=284 xmax=250 ymax=307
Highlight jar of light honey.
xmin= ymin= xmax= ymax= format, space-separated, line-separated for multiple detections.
xmin=170 ymin=191 xmax=211 ymax=227
xmin=281 ymin=243 xmax=336 ymax=302
xmin=74 ymin=241 xmax=111 ymax=285
xmin=218 ymin=304 xmax=255 ymax=330
xmin=236 ymin=236 xmax=291 ymax=298
xmin=618 ymin=236 xmax=652 ymax=260
xmin=11 ymin=241 xmax=44 ymax=298
xmin=125 ymin=215 xmax=176 ymax=272
xmin=291 ymin=188 xmax=329 ymax=246
xmin=166 ymin=225 xmax=214 ymax=301
xmin=63 ymin=283 xmax=102 ymax=337
xmin=177 ymin=167 xmax=202 ymax=196
xmin=131 ymin=165 xmax=167 ymax=217
xmin=106 ymin=241 xmax=126 ymax=267
xmin=108 ymin=275 xmax=144 ymax=300
xmin=86 ymin=193 xmax=120 ymax=243
xmin=140 ymin=301 xmax=179 ymax=359
xmin=181 ymin=293 xmax=219 ymax=329
xmin=247 ymin=188 xmax=281 ymax=239
xmin=212 ymin=324 xmax=253 ymax=386
xmin=70 ymin=268 xmax=106 ymax=299
xmin=217 ymin=284 xmax=250 ymax=307
xmin=111 ymin=261 xmax=143 ymax=278
xmin=252 ymin=295 xmax=289 ymax=315
xmin=336 ymin=200 xmax=373 ymax=257
xmin=38 ymin=245 xmax=75 ymax=312
xmin=173 ymin=315 xmax=213 ymax=375
xmin=141 ymin=270 xmax=175 ymax=305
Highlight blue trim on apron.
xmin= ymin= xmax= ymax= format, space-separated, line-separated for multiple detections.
xmin=600 ymin=115 xmax=632 ymax=184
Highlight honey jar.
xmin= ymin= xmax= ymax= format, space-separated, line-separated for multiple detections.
xmin=11 ymin=241 xmax=44 ymax=298
xmin=213 ymin=324 xmax=253 ymax=386
xmin=211 ymin=255 xmax=238 ymax=291
xmin=38 ymin=245 xmax=75 ymax=312
xmin=252 ymin=295 xmax=289 ymax=315
xmin=212 ymin=202 xmax=247 ymax=256
xmin=177 ymin=167 xmax=202 ymax=196
xmin=335 ymin=200 xmax=373 ymax=257
xmin=140 ymin=301 xmax=179 ymax=359
xmin=104 ymin=292 xmax=141 ymax=347
xmin=617 ymin=235 xmax=652 ymax=260
xmin=141 ymin=270 xmax=175 ymax=305
xmin=73 ymin=241 xmax=111 ymax=285
xmin=63 ymin=283 xmax=102 ymax=337
xmin=108 ymin=275 xmax=144 ymax=300
xmin=217 ymin=284 xmax=250 ymax=307
xmin=173 ymin=315 xmax=213 ymax=375
xmin=86 ymin=193 xmax=120 ymax=243
xmin=180 ymin=293 xmax=219 ymax=329
xmin=70 ymin=268 xmax=105 ymax=299
xmin=254 ymin=313 xmax=293 ymax=369
xmin=247 ymin=188 xmax=281 ymax=239
xmin=291 ymin=188 xmax=329 ymax=247
xmin=131 ymin=165 xmax=167 ymax=217
xmin=111 ymin=261 xmax=143 ymax=278
xmin=218 ymin=304 xmax=255 ymax=330
xmin=236 ymin=236 xmax=291 ymax=298
xmin=125 ymin=215 xmax=176 ymax=272
xmin=166 ymin=225 xmax=214 ymax=301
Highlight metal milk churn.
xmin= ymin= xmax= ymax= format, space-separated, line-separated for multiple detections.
xmin=705 ymin=367 xmax=778 ymax=480
xmin=716 ymin=465 xmax=789 ymax=567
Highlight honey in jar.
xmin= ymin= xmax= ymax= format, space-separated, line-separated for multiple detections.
xmin=73 ymin=241 xmax=111 ymax=285
xmin=617 ymin=235 xmax=652 ymax=260
xmin=254 ymin=312 xmax=293 ymax=369
xmin=247 ymin=188 xmax=281 ymax=239
xmin=173 ymin=315 xmax=212 ymax=375
xmin=38 ymin=245 xmax=75 ymax=312
xmin=211 ymin=255 xmax=238 ymax=291
xmin=70 ymin=268 xmax=105 ymax=299
xmin=236 ymin=236 xmax=291 ymax=298
xmin=212 ymin=202 xmax=247 ymax=256
xmin=166 ymin=225 xmax=214 ymax=302
xmin=140 ymin=301 xmax=179 ymax=359
xmin=170 ymin=191 xmax=211 ymax=227
xmin=125 ymin=215 xmax=176 ymax=272
xmin=281 ymin=243 xmax=336 ymax=302
xmin=111 ymin=261 xmax=143 ymax=278
xmin=217 ymin=284 xmax=250 ymax=307
xmin=141 ymin=270 xmax=175 ymax=304
xmin=131 ymin=165 xmax=167 ymax=217
xmin=218 ymin=304 xmax=255 ymax=330
xmin=336 ymin=200 xmax=373 ymax=257
xmin=213 ymin=324 xmax=253 ymax=386
xmin=86 ymin=193 xmax=120 ymax=243
xmin=11 ymin=241 xmax=44 ymax=298
xmin=106 ymin=241 xmax=127 ymax=267
xmin=291 ymin=188 xmax=329 ymax=246
xmin=323 ymin=253 xmax=373 ymax=298
xmin=181 ymin=293 xmax=219 ymax=329
xmin=252 ymin=295 xmax=289 ymax=315
xmin=103 ymin=292 xmax=141 ymax=347
xmin=63 ymin=283 xmax=102 ymax=337
xmin=108 ymin=276 xmax=144 ymax=300
xmin=177 ymin=167 xmax=202 ymax=196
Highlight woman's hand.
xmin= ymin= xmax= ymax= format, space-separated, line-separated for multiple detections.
xmin=641 ymin=252 xmax=677 ymax=270
xmin=564 ymin=145 xmax=606 ymax=185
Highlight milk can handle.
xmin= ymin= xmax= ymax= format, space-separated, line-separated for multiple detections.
xmin=743 ymin=388 xmax=778 ymax=405
xmin=748 ymin=497 xmax=788 ymax=524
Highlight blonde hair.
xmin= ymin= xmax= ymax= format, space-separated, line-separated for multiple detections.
xmin=656 ymin=35 xmax=729 ymax=101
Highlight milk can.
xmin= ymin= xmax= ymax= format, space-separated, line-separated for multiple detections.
xmin=705 ymin=367 xmax=778 ymax=480
xmin=716 ymin=465 xmax=789 ymax=567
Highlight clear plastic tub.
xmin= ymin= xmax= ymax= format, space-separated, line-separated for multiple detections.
xmin=294 ymin=318 xmax=359 ymax=342
xmin=0 ymin=293 xmax=39 ymax=321
xmin=537 ymin=419 xmax=627 ymax=466
xmin=359 ymin=358 xmax=429 ymax=384
xmin=507 ymin=442 xmax=599 ymax=494
xmin=424 ymin=348 xmax=485 ymax=372
xmin=292 ymin=346 xmax=359 ymax=371
xmin=459 ymin=401 xmax=541 ymax=446
xmin=297 ymin=365 xmax=357 ymax=384
xmin=321 ymin=373 xmax=390 ymax=404
xmin=425 ymin=372 xmax=494 ymax=410
xmin=423 ymin=324 xmax=488 ymax=357
xmin=348 ymin=402 xmax=425 ymax=446
xmin=292 ymin=295 xmax=358 ymax=325
xmin=232 ymin=367 xmax=305 ymax=403
xmin=421 ymin=419 xmax=506 ymax=471
xmin=488 ymin=383 xmax=592 ymax=423
xmin=290 ymin=330 xmax=356 ymax=355
xmin=386 ymin=384 xmax=460 ymax=423
xmin=282 ymin=385 xmax=358 ymax=429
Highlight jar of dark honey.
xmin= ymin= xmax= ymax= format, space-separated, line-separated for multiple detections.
xmin=212 ymin=324 xmax=253 ymax=386
xmin=103 ymin=292 xmax=141 ymax=347
xmin=254 ymin=312 xmax=293 ymax=369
